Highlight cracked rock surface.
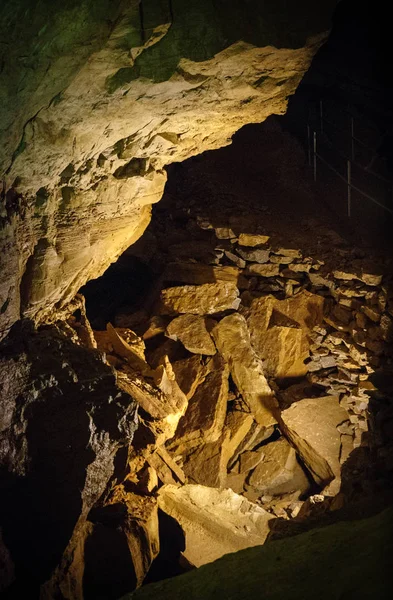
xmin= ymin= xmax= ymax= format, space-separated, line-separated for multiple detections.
xmin=0 ymin=0 xmax=336 ymax=337
xmin=0 ymin=321 xmax=138 ymax=596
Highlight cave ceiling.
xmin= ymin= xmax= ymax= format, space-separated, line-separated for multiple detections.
xmin=0 ymin=0 xmax=337 ymax=336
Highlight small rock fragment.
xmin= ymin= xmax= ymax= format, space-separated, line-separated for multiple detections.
xmin=159 ymin=282 xmax=240 ymax=315
xmin=238 ymin=233 xmax=270 ymax=246
xmin=269 ymin=255 xmax=294 ymax=264
xmin=275 ymin=248 xmax=302 ymax=258
xmin=247 ymin=264 xmax=280 ymax=277
xmin=224 ymin=250 xmax=246 ymax=268
xmin=237 ymin=248 xmax=270 ymax=263
xmin=215 ymin=227 xmax=236 ymax=240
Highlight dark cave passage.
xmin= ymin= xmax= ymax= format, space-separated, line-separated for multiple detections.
xmin=1 ymin=1 xmax=393 ymax=599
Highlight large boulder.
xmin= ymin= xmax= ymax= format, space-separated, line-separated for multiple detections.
xmin=279 ymin=396 xmax=349 ymax=494
xmin=212 ymin=313 xmax=278 ymax=426
xmin=245 ymin=438 xmax=310 ymax=500
xmin=157 ymin=484 xmax=274 ymax=567
xmin=246 ymin=291 xmax=325 ymax=378
xmin=173 ymin=355 xmax=229 ymax=447
xmin=166 ymin=314 xmax=217 ymax=355
xmin=182 ymin=432 xmax=231 ymax=488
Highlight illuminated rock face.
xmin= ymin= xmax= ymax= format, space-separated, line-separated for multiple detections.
xmin=0 ymin=0 xmax=336 ymax=337
xmin=157 ymin=484 xmax=273 ymax=567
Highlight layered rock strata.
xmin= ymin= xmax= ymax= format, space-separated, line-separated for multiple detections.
xmin=0 ymin=0 xmax=336 ymax=336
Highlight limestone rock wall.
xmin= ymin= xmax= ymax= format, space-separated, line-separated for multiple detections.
xmin=0 ymin=0 xmax=337 ymax=337
xmin=0 ymin=321 xmax=139 ymax=596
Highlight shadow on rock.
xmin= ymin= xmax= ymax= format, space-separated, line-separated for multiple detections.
xmin=0 ymin=321 xmax=138 ymax=597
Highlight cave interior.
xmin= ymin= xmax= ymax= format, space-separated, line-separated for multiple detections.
xmin=0 ymin=1 xmax=393 ymax=599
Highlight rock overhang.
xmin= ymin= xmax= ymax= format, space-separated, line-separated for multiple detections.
xmin=0 ymin=0 xmax=338 ymax=336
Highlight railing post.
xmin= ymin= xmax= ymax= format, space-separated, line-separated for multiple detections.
xmin=351 ymin=116 xmax=355 ymax=161
xmin=319 ymin=99 xmax=323 ymax=134
xmin=307 ymin=125 xmax=311 ymax=166
xmin=347 ymin=159 xmax=352 ymax=218
xmin=313 ymin=131 xmax=317 ymax=182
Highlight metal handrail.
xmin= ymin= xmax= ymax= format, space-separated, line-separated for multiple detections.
xmin=317 ymin=127 xmax=392 ymax=185
xmin=315 ymin=149 xmax=393 ymax=215
xmin=309 ymin=126 xmax=393 ymax=217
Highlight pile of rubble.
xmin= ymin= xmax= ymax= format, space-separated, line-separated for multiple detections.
xmin=64 ymin=196 xmax=393 ymax=585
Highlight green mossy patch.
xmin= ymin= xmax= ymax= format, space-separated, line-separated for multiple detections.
xmin=124 ymin=506 xmax=393 ymax=600
xmin=0 ymin=0 xmax=126 ymax=169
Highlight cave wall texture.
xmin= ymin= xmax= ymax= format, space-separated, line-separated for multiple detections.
xmin=0 ymin=0 xmax=337 ymax=337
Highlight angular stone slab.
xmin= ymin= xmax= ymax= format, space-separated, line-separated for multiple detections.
xmin=227 ymin=420 xmax=275 ymax=470
xmin=215 ymin=227 xmax=236 ymax=239
xmin=246 ymin=295 xmax=276 ymax=331
xmin=256 ymin=326 xmax=308 ymax=379
xmin=225 ymin=472 xmax=247 ymax=494
xmin=147 ymin=447 xmax=186 ymax=486
xmin=247 ymin=263 xmax=280 ymax=277
xmin=273 ymin=290 xmax=325 ymax=332
xmin=239 ymin=449 xmax=265 ymax=474
xmin=247 ymin=291 xmax=324 ymax=378
xmin=106 ymin=323 xmax=149 ymax=373
xmin=182 ymin=430 xmax=231 ymax=488
xmin=237 ymin=248 xmax=270 ymax=263
xmin=118 ymin=357 xmax=188 ymax=444
xmin=171 ymin=355 xmax=207 ymax=400
xmin=158 ymin=485 xmax=274 ymax=567
xmin=238 ymin=233 xmax=270 ymax=247
xmin=142 ymin=316 xmax=167 ymax=340
xmin=280 ymin=396 xmax=349 ymax=492
xmin=146 ymin=338 xmax=186 ymax=370
xmin=174 ymin=355 xmax=229 ymax=445
xmin=224 ymin=410 xmax=255 ymax=462
xmin=333 ymin=262 xmax=383 ymax=287
xmin=275 ymin=247 xmax=302 ymax=258
xmin=224 ymin=250 xmax=246 ymax=269
xmin=212 ymin=313 xmax=278 ymax=426
xmin=159 ymin=282 xmax=240 ymax=315
xmin=166 ymin=314 xmax=216 ymax=355
xmin=163 ymin=262 xmax=248 ymax=289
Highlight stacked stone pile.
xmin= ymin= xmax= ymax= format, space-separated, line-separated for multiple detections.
xmin=57 ymin=198 xmax=393 ymax=588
